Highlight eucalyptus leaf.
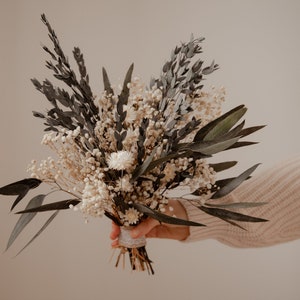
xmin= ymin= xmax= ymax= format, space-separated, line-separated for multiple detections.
xmin=32 ymin=111 xmax=45 ymax=118
xmin=210 ymin=178 xmax=236 ymax=192
xmin=216 ymin=217 xmax=246 ymax=230
xmin=6 ymin=194 xmax=46 ymax=250
xmin=226 ymin=141 xmax=258 ymax=150
xmin=131 ymin=147 xmax=157 ymax=182
xmin=209 ymin=161 xmax=237 ymax=172
xmin=16 ymin=199 xmax=80 ymax=213
xmin=219 ymin=120 xmax=245 ymax=140
xmin=202 ymin=61 xmax=218 ymax=75
xmin=10 ymin=190 xmax=30 ymax=212
xmin=199 ymin=206 xmax=268 ymax=222
xmin=203 ymin=106 xmax=247 ymax=141
xmin=119 ymin=63 xmax=134 ymax=105
xmin=0 ymin=178 xmax=42 ymax=211
xmin=190 ymin=137 xmax=240 ymax=155
xmin=102 ymin=67 xmax=114 ymax=95
xmin=174 ymin=118 xmax=201 ymax=143
xmin=193 ymin=105 xmax=245 ymax=142
xmin=133 ymin=203 xmax=205 ymax=227
xmin=212 ymin=164 xmax=260 ymax=199
xmin=145 ymin=152 xmax=184 ymax=173
xmin=191 ymin=177 xmax=236 ymax=196
xmin=205 ymin=202 xmax=267 ymax=209
xmin=14 ymin=210 xmax=59 ymax=256
xmin=239 ymin=125 xmax=266 ymax=138
xmin=0 ymin=178 xmax=41 ymax=195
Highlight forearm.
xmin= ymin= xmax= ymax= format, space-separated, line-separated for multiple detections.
xmin=181 ymin=155 xmax=300 ymax=247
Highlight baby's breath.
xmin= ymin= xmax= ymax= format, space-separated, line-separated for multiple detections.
xmin=107 ymin=151 xmax=135 ymax=171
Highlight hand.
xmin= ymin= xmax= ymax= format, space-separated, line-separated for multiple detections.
xmin=110 ymin=199 xmax=190 ymax=247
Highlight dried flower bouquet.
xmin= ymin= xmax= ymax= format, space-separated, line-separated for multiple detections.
xmin=0 ymin=14 xmax=267 ymax=274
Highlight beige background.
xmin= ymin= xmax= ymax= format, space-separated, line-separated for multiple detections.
xmin=1 ymin=0 xmax=300 ymax=299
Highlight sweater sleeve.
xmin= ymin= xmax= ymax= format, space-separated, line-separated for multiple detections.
xmin=180 ymin=155 xmax=300 ymax=247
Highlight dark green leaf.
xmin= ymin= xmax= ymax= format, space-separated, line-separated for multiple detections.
xmin=199 ymin=206 xmax=268 ymax=222
xmin=219 ymin=120 xmax=245 ymax=140
xmin=226 ymin=141 xmax=258 ymax=150
xmin=145 ymin=152 xmax=184 ymax=173
xmin=191 ymin=177 xmax=237 ymax=196
xmin=119 ymin=63 xmax=134 ymax=105
xmin=208 ymin=175 xmax=252 ymax=194
xmin=0 ymin=178 xmax=42 ymax=211
xmin=16 ymin=199 xmax=80 ymax=213
xmin=73 ymin=47 xmax=87 ymax=78
xmin=102 ymin=67 xmax=114 ymax=95
xmin=203 ymin=106 xmax=247 ymax=141
xmin=202 ymin=60 xmax=219 ymax=75
xmin=174 ymin=118 xmax=202 ymax=143
xmin=6 ymin=195 xmax=46 ymax=250
xmin=209 ymin=161 xmax=237 ymax=172
xmin=214 ymin=178 xmax=236 ymax=187
xmin=0 ymin=178 xmax=41 ymax=195
xmin=133 ymin=203 xmax=206 ymax=227
xmin=239 ymin=125 xmax=266 ymax=138
xmin=190 ymin=137 xmax=240 ymax=155
xmin=212 ymin=164 xmax=260 ymax=199
xmin=10 ymin=190 xmax=30 ymax=212
xmin=205 ymin=202 xmax=267 ymax=209
xmin=193 ymin=105 xmax=245 ymax=142
xmin=131 ymin=147 xmax=157 ymax=182
xmin=15 ymin=210 xmax=59 ymax=256
xmin=216 ymin=217 xmax=246 ymax=230
xmin=32 ymin=111 xmax=45 ymax=118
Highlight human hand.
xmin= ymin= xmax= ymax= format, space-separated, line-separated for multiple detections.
xmin=110 ymin=199 xmax=190 ymax=247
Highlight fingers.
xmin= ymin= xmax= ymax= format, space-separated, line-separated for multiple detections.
xmin=130 ymin=218 xmax=159 ymax=239
xmin=109 ymin=199 xmax=190 ymax=245
xmin=110 ymin=222 xmax=120 ymax=240
xmin=110 ymin=218 xmax=158 ymax=248
xmin=110 ymin=222 xmax=121 ymax=248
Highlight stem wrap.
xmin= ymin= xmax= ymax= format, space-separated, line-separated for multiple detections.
xmin=118 ymin=227 xmax=146 ymax=248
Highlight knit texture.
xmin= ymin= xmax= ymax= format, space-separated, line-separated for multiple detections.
xmin=181 ymin=155 xmax=300 ymax=247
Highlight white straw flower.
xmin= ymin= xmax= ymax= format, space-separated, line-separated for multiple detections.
xmin=124 ymin=207 xmax=141 ymax=225
xmin=123 ymin=104 xmax=137 ymax=124
xmin=107 ymin=150 xmax=135 ymax=171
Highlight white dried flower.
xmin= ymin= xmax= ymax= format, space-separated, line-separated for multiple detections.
xmin=107 ymin=151 xmax=135 ymax=171
xmin=116 ymin=175 xmax=133 ymax=192
xmin=123 ymin=104 xmax=137 ymax=124
xmin=124 ymin=207 xmax=141 ymax=225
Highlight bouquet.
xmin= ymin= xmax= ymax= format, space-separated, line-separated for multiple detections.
xmin=0 ymin=14 xmax=267 ymax=274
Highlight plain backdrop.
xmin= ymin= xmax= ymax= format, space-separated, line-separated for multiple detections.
xmin=0 ymin=0 xmax=300 ymax=299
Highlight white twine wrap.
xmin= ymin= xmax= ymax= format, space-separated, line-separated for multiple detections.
xmin=118 ymin=227 xmax=146 ymax=248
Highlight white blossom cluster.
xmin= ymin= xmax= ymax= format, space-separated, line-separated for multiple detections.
xmin=28 ymin=78 xmax=224 ymax=226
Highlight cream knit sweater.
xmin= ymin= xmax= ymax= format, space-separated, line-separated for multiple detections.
xmin=181 ymin=155 xmax=300 ymax=247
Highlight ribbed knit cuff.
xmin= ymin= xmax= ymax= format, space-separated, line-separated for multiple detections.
xmin=180 ymin=154 xmax=300 ymax=248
